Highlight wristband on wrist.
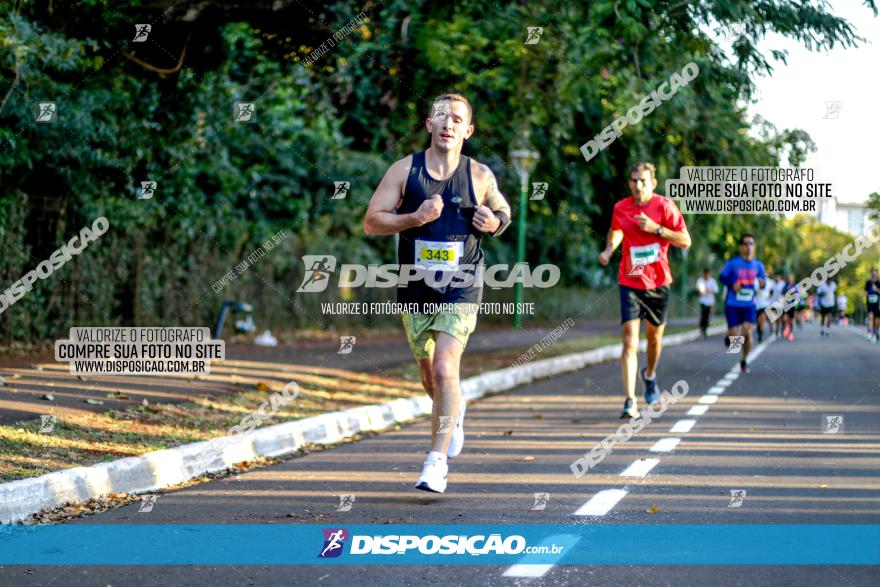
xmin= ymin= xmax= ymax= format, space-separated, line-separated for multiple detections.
xmin=491 ymin=210 xmax=511 ymax=237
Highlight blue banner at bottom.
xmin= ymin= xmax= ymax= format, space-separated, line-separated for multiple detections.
xmin=0 ymin=524 xmax=878 ymax=565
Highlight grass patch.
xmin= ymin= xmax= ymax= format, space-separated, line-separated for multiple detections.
xmin=0 ymin=372 xmax=422 ymax=482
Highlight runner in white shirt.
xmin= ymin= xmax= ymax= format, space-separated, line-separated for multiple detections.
xmin=836 ymin=293 xmax=848 ymax=324
xmin=696 ymin=268 xmax=718 ymax=338
xmin=815 ymin=280 xmax=838 ymax=337
xmin=770 ymin=274 xmax=786 ymax=336
xmin=754 ymin=275 xmax=775 ymax=343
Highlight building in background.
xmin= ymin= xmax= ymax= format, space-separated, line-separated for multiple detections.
xmin=817 ymin=196 xmax=875 ymax=235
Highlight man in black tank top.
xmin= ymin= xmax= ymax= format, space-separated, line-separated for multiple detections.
xmin=363 ymin=93 xmax=512 ymax=493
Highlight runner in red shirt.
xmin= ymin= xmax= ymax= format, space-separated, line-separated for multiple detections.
xmin=598 ymin=162 xmax=691 ymax=418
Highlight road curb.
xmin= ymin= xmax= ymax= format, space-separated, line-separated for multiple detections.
xmin=0 ymin=324 xmax=725 ymax=524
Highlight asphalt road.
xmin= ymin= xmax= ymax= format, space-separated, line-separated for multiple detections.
xmin=2 ymin=321 xmax=878 ymax=586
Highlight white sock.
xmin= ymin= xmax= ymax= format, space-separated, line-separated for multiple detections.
xmin=643 ymin=372 xmax=656 ymax=381
xmin=426 ymin=451 xmax=446 ymax=465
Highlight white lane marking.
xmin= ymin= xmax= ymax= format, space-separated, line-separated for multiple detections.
xmin=573 ymin=489 xmax=628 ymax=516
xmin=670 ymin=419 xmax=696 ymax=433
xmin=504 ymin=335 xmax=777 ymax=581
xmin=649 ymin=438 xmax=681 ymax=452
xmin=503 ymin=534 xmax=581 ymax=577
xmin=620 ymin=458 xmax=659 ymax=477
xmin=504 ymin=564 xmax=554 ymax=578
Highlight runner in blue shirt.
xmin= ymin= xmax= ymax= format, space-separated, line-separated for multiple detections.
xmin=719 ymin=234 xmax=767 ymax=373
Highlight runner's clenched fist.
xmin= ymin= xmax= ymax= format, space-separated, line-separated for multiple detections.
xmin=472 ymin=205 xmax=500 ymax=233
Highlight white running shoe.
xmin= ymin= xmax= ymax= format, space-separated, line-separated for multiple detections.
xmin=415 ymin=458 xmax=448 ymax=493
xmin=447 ymin=402 xmax=466 ymax=458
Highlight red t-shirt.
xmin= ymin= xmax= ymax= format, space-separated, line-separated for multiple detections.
xmin=611 ymin=194 xmax=686 ymax=290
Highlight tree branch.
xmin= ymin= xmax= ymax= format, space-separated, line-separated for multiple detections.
xmin=122 ymin=31 xmax=193 ymax=75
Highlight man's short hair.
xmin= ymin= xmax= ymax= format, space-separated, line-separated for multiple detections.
xmin=629 ymin=161 xmax=657 ymax=179
xmin=431 ymin=93 xmax=473 ymax=124
xmin=702 ymin=267 xmax=710 ymax=274
xmin=739 ymin=233 xmax=755 ymax=244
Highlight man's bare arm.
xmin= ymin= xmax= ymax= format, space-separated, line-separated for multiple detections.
xmin=472 ymin=162 xmax=511 ymax=235
xmin=363 ymin=157 xmax=439 ymax=235
xmin=598 ymin=228 xmax=623 ymax=266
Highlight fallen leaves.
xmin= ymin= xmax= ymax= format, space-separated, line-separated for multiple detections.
xmin=645 ymin=504 xmax=660 ymax=514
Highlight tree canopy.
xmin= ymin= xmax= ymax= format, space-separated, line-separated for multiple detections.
xmin=1 ymin=0 xmax=878 ymax=340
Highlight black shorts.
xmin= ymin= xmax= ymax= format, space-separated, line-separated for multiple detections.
xmin=820 ymin=305 xmax=835 ymax=316
xmin=785 ymin=307 xmax=797 ymax=319
xmin=867 ymin=303 xmax=880 ymax=315
xmin=619 ymin=285 xmax=669 ymax=327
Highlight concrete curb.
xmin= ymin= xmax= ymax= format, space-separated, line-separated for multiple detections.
xmin=0 ymin=324 xmax=725 ymax=524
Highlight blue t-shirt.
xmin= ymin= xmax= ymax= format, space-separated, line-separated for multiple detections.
xmin=719 ymin=256 xmax=766 ymax=308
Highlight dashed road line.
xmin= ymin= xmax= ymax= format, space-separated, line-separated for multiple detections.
xmin=649 ymin=437 xmax=682 ymax=452
xmin=670 ymin=419 xmax=697 ymax=433
xmin=573 ymin=488 xmax=628 ymax=516
xmin=620 ymin=458 xmax=660 ymax=477
xmin=502 ymin=336 xmax=775 ymax=578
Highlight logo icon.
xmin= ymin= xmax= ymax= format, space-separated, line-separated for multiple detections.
xmin=628 ymin=264 xmax=645 ymax=277
xmin=524 ymin=27 xmax=543 ymax=45
xmin=437 ymin=415 xmax=454 ymax=433
xmin=138 ymin=181 xmax=157 ymax=200
xmin=38 ymin=415 xmax=57 ymax=434
xmin=725 ymin=23 xmax=745 ymax=42
xmin=336 ymin=494 xmax=355 ymax=512
xmin=531 ymin=492 xmax=549 ymax=511
xmin=332 ymin=181 xmax=350 ymax=200
xmin=35 ymin=102 xmax=57 ymax=123
xmin=727 ymin=336 xmax=745 ymax=353
xmin=234 ymin=102 xmax=256 ymax=123
xmin=319 ymin=528 xmax=348 ymax=558
xmin=530 ymin=182 xmax=548 ymax=201
xmin=431 ymin=101 xmax=451 ymax=121
xmin=296 ymin=255 xmax=337 ymax=293
xmin=337 ymin=336 xmax=356 ymax=355
xmin=133 ymin=24 xmax=151 ymax=42
xmin=138 ymin=494 xmax=158 ymax=513
xmin=823 ymin=101 xmax=843 ymax=119
xmin=727 ymin=489 xmax=746 ymax=508
xmin=823 ymin=415 xmax=844 ymax=434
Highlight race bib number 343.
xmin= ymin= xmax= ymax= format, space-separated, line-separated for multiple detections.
xmin=414 ymin=239 xmax=463 ymax=271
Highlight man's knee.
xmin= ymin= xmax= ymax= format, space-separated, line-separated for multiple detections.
xmin=622 ymin=331 xmax=638 ymax=354
xmin=646 ymin=324 xmax=664 ymax=343
xmin=432 ymin=357 xmax=458 ymax=389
